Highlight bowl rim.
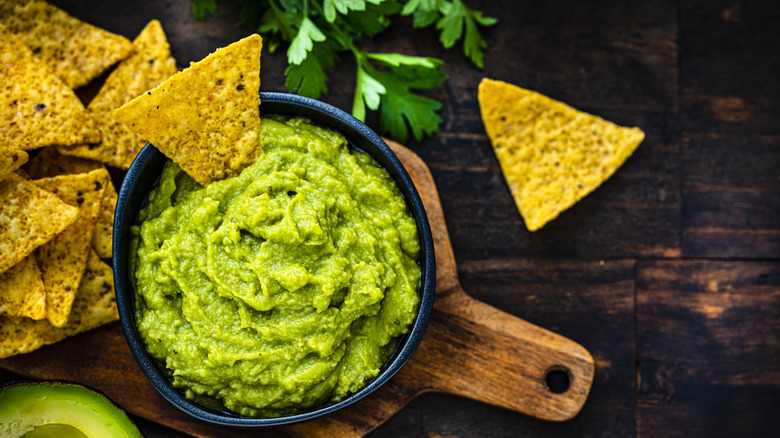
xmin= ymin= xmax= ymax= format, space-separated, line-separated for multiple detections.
xmin=113 ymin=92 xmax=436 ymax=427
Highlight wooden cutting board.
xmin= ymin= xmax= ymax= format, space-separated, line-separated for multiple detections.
xmin=0 ymin=142 xmax=594 ymax=437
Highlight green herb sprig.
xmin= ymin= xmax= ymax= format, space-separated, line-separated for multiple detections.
xmin=189 ymin=0 xmax=496 ymax=143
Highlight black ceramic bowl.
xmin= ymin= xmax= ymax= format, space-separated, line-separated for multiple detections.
xmin=113 ymin=92 xmax=435 ymax=427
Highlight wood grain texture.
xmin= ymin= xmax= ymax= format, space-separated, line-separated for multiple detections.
xmin=636 ymin=260 xmax=780 ymax=437
xmin=678 ymin=0 xmax=780 ymax=259
xmin=0 ymin=143 xmax=594 ymax=437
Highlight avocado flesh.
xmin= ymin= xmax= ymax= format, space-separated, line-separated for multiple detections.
xmin=0 ymin=382 xmax=142 ymax=438
xmin=22 ymin=424 xmax=89 ymax=438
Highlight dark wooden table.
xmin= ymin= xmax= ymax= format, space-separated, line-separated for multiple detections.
xmin=3 ymin=0 xmax=778 ymax=436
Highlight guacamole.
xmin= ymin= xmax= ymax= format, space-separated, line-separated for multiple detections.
xmin=131 ymin=116 xmax=421 ymax=417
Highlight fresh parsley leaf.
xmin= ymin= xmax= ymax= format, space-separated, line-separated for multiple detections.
xmin=323 ymin=0 xmax=368 ymax=22
xmin=353 ymin=63 xmax=386 ymax=121
xmin=287 ymin=17 xmax=327 ymax=64
xmin=365 ymin=52 xmax=442 ymax=69
xmin=378 ymin=71 xmax=444 ymax=143
xmin=436 ymin=0 xmax=496 ymax=68
xmin=359 ymin=53 xmax=447 ymax=142
xmin=190 ymin=0 xmax=217 ymax=20
xmin=286 ymin=39 xmax=339 ymax=98
xmin=258 ymin=2 xmax=300 ymax=53
xmin=343 ymin=1 xmax=402 ymax=36
xmin=400 ymin=0 xmax=439 ymax=28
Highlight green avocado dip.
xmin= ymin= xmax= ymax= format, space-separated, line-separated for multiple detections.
xmin=131 ymin=116 xmax=421 ymax=417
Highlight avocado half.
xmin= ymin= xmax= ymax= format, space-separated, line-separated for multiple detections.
xmin=0 ymin=381 xmax=143 ymax=438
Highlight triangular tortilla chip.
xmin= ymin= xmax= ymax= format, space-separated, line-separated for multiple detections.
xmin=0 ymin=0 xmax=133 ymax=89
xmin=0 ymin=173 xmax=79 ymax=275
xmin=478 ymin=78 xmax=645 ymax=231
xmin=0 ymin=147 xmax=28 ymax=182
xmin=25 ymin=148 xmax=117 ymax=259
xmin=33 ymin=169 xmax=108 ymax=327
xmin=0 ymin=253 xmax=45 ymax=320
xmin=0 ymin=25 xmax=100 ymax=150
xmin=59 ymin=20 xmax=178 ymax=169
xmin=0 ymin=248 xmax=118 ymax=358
xmin=113 ymin=34 xmax=263 ymax=186
xmin=93 ymin=179 xmax=117 ymax=259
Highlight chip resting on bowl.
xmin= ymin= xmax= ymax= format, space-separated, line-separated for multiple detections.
xmin=0 ymin=26 xmax=100 ymax=150
xmin=0 ymin=173 xmax=79 ymax=275
xmin=0 ymin=0 xmax=133 ymax=89
xmin=113 ymin=34 xmax=263 ymax=186
xmin=478 ymin=78 xmax=645 ymax=232
xmin=59 ymin=19 xmax=178 ymax=169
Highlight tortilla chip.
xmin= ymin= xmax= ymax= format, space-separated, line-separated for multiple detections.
xmin=0 ymin=147 xmax=28 ymax=182
xmin=25 ymin=148 xmax=116 ymax=258
xmin=92 ymin=179 xmax=117 ymax=259
xmin=113 ymin=34 xmax=263 ymax=186
xmin=0 ymin=248 xmax=118 ymax=358
xmin=0 ymin=253 xmax=45 ymax=320
xmin=0 ymin=0 xmax=133 ymax=89
xmin=0 ymin=173 xmax=79 ymax=275
xmin=0 ymin=25 xmax=100 ymax=150
xmin=33 ymin=169 xmax=108 ymax=327
xmin=59 ymin=20 xmax=178 ymax=169
xmin=478 ymin=78 xmax=645 ymax=231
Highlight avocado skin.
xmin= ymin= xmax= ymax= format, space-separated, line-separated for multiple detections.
xmin=0 ymin=381 xmax=143 ymax=438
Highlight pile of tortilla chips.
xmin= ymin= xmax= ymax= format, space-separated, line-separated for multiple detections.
xmin=0 ymin=1 xmax=178 ymax=358
xmin=478 ymin=78 xmax=645 ymax=231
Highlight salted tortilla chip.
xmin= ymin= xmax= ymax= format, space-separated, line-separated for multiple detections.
xmin=0 ymin=248 xmax=118 ymax=358
xmin=0 ymin=253 xmax=45 ymax=320
xmin=0 ymin=0 xmax=133 ymax=89
xmin=0 ymin=25 xmax=100 ymax=150
xmin=478 ymin=78 xmax=645 ymax=231
xmin=59 ymin=20 xmax=178 ymax=169
xmin=25 ymin=148 xmax=116 ymax=258
xmin=113 ymin=34 xmax=263 ymax=186
xmin=33 ymin=169 xmax=108 ymax=327
xmin=0 ymin=147 xmax=28 ymax=182
xmin=0 ymin=173 xmax=79 ymax=275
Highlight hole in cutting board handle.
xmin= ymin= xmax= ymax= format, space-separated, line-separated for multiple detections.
xmin=544 ymin=366 xmax=572 ymax=394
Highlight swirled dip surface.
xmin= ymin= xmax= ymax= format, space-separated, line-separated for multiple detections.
xmin=132 ymin=116 xmax=420 ymax=416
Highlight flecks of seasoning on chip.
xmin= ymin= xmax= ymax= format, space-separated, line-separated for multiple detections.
xmin=0 ymin=0 xmax=134 ymax=89
xmin=33 ymin=168 xmax=109 ymax=327
xmin=0 ymin=25 xmax=100 ymax=150
xmin=0 ymin=253 xmax=46 ymax=320
xmin=0 ymin=147 xmax=28 ymax=182
xmin=59 ymin=19 xmax=178 ymax=169
xmin=478 ymin=78 xmax=645 ymax=231
xmin=0 ymin=173 xmax=79 ymax=275
xmin=113 ymin=34 xmax=263 ymax=186
xmin=25 ymin=147 xmax=117 ymax=259
xmin=0 ymin=249 xmax=118 ymax=359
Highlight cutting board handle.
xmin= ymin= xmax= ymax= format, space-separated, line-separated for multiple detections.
xmin=413 ymin=286 xmax=595 ymax=422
